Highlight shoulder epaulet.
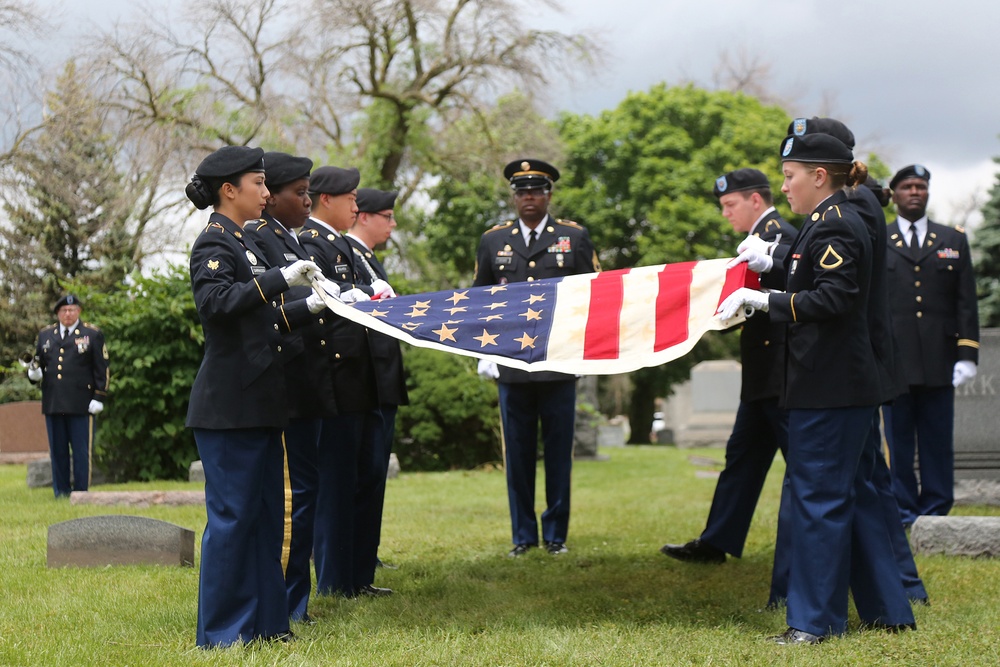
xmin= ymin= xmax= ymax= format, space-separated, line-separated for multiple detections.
xmin=303 ymin=229 xmax=320 ymax=238
xmin=246 ymin=219 xmax=266 ymax=231
xmin=82 ymin=322 xmax=101 ymax=331
xmin=44 ymin=323 xmax=57 ymax=331
xmin=555 ymin=219 xmax=583 ymax=229
xmin=204 ymin=221 xmax=225 ymax=233
xmin=484 ymin=221 xmax=514 ymax=235
xmin=821 ymin=205 xmax=842 ymax=222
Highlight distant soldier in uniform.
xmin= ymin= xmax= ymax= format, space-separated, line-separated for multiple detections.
xmin=246 ymin=152 xmax=337 ymax=624
xmin=301 ymin=167 xmax=399 ymax=598
xmin=28 ymin=294 xmax=109 ymax=498
xmin=473 ymin=159 xmax=601 ymax=557
xmin=882 ymin=164 xmax=980 ymax=525
xmin=660 ymin=168 xmax=795 ymax=569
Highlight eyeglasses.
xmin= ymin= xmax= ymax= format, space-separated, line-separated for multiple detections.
xmin=371 ymin=212 xmax=395 ymax=220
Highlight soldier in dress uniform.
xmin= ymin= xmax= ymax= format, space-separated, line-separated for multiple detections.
xmin=756 ymin=119 xmax=928 ymax=608
xmin=720 ymin=133 xmax=915 ymax=644
xmin=27 ymin=294 xmax=109 ymax=498
xmin=660 ymin=169 xmax=796 ymax=572
xmin=245 ymin=152 xmax=337 ymax=624
xmin=882 ymin=164 xmax=980 ymax=525
xmin=300 ymin=167 xmax=398 ymax=598
xmin=184 ymin=145 xmax=327 ymax=647
xmin=345 ymin=187 xmax=409 ymax=579
xmin=472 ymin=158 xmax=601 ymax=557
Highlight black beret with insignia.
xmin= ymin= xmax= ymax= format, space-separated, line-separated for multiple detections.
xmin=308 ymin=166 xmax=361 ymax=196
xmin=889 ymin=164 xmax=931 ymax=191
xmin=53 ymin=294 xmax=81 ymax=313
xmin=356 ymin=188 xmax=398 ymax=213
xmin=713 ymin=168 xmax=770 ymax=197
xmin=503 ymin=158 xmax=560 ymax=191
xmin=780 ymin=133 xmax=853 ymax=164
xmin=787 ymin=117 xmax=856 ymax=150
xmin=263 ymin=152 xmax=313 ymax=190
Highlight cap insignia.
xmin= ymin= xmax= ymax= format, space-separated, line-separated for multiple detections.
xmin=793 ymin=118 xmax=807 ymax=136
xmin=782 ymin=138 xmax=794 ymax=157
xmin=716 ymin=175 xmax=728 ymax=192
xmin=521 ymin=161 xmax=530 ymax=171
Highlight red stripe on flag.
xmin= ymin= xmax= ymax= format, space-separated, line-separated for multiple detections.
xmin=583 ymin=269 xmax=629 ymax=360
xmin=716 ymin=263 xmax=760 ymax=311
xmin=655 ymin=262 xmax=696 ymax=352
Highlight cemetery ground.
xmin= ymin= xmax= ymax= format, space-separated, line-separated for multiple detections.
xmin=1 ymin=446 xmax=998 ymax=666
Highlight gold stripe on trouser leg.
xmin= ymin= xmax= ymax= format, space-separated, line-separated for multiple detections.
xmin=879 ymin=409 xmax=891 ymax=468
xmin=281 ymin=431 xmax=292 ymax=574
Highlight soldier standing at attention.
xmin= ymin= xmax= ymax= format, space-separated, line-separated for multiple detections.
xmin=882 ymin=165 xmax=980 ymax=526
xmin=473 ymin=159 xmax=601 ymax=557
xmin=28 ymin=294 xmax=109 ymax=498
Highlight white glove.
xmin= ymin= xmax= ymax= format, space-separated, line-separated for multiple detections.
xmin=953 ymin=360 xmax=977 ymax=387
xmin=340 ymin=288 xmax=371 ymax=304
xmin=27 ymin=366 xmax=43 ymax=381
xmin=477 ymin=359 xmax=500 ymax=380
xmin=737 ymin=234 xmax=777 ymax=256
xmin=370 ymin=279 xmax=396 ymax=299
xmin=88 ymin=400 xmax=104 ymax=415
xmin=717 ymin=287 xmax=769 ymax=320
xmin=727 ymin=248 xmax=773 ymax=273
xmin=280 ymin=260 xmax=322 ymax=288
xmin=315 ymin=278 xmax=341 ymax=300
xmin=306 ymin=292 xmax=326 ymax=314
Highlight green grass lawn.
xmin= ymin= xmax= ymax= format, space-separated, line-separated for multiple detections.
xmin=1 ymin=446 xmax=998 ymax=666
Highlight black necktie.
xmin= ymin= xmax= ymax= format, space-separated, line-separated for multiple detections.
xmin=527 ymin=229 xmax=537 ymax=251
xmin=909 ymin=226 xmax=920 ymax=259
xmin=60 ymin=327 xmax=67 ymax=341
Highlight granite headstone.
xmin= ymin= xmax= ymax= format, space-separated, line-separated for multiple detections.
xmin=47 ymin=515 xmax=195 ymax=567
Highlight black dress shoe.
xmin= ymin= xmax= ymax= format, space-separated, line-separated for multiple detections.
xmin=659 ymin=539 xmax=726 ymax=564
xmin=768 ymin=627 xmax=825 ymax=645
xmin=507 ymin=544 xmax=537 ymax=557
xmin=356 ymin=584 xmax=393 ymax=597
xmin=544 ymin=541 xmax=568 ymax=555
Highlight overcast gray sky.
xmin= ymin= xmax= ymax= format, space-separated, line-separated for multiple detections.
xmin=43 ymin=0 xmax=1000 ymax=227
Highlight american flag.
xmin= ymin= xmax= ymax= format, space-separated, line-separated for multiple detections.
xmin=322 ymin=259 xmax=758 ymax=375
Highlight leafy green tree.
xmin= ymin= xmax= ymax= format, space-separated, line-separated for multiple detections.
xmin=975 ymin=156 xmax=1000 ymax=326
xmin=0 ymin=62 xmax=134 ymax=364
xmin=69 ymin=266 xmax=203 ymax=481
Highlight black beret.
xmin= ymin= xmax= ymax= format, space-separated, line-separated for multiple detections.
xmin=356 ymin=188 xmax=398 ymax=213
xmin=713 ymin=168 xmax=770 ymax=197
xmin=787 ymin=117 xmax=856 ymax=150
xmin=308 ymin=166 xmax=361 ymax=196
xmin=889 ymin=164 xmax=931 ymax=191
xmin=53 ymin=294 xmax=81 ymax=313
xmin=780 ymin=133 xmax=853 ymax=164
xmin=263 ymin=152 xmax=313 ymax=189
xmin=504 ymin=158 xmax=560 ymax=191
xmin=194 ymin=146 xmax=265 ymax=179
